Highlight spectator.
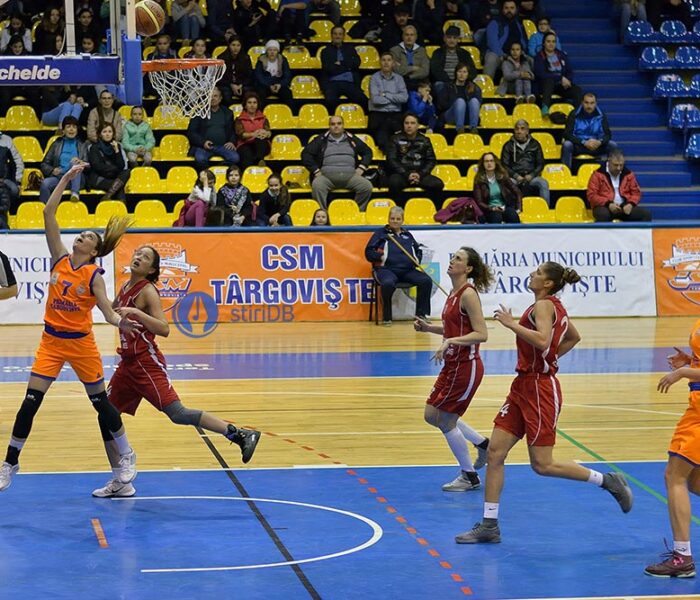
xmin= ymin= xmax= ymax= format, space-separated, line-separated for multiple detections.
xmin=586 ymin=150 xmax=652 ymax=222
xmin=122 ymin=106 xmax=155 ymax=168
xmin=500 ymin=119 xmax=550 ymax=204
xmin=257 ymin=172 xmax=292 ymax=226
xmin=391 ymin=25 xmax=430 ymax=91
xmin=41 ymin=93 xmax=87 ymax=131
xmin=472 ymin=0 xmax=502 ymax=50
xmin=379 ymin=4 xmax=413 ymax=52
xmin=429 ymin=25 xmax=477 ymax=95
xmin=80 ymin=35 xmax=99 ymax=55
xmin=234 ymin=92 xmax=271 ymax=169
xmin=484 ymin=0 xmax=527 ymax=80
xmin=534 ymin=32 xmax=583 ymax=119
xmin=171 ymin=0 xmax=205 ymax=44
xmin=253 ymin=39 xmax=293 ymax=105
xmin=308 ymin=0 xmax=341 ymax=27
xmin=181 ymin=169 xmax=217 ymax=227
xmin=0 ymin=12 xmax=31 ymax=52
xmin=438 ymin=62 xmax=482 ymax=134
xmin=34 ymin=7 xmax=64 ymax=55
xmin=86 ymin=123 xmax=131 ymax=201
xmin=87 ymin=90 xmax=125 ymax=144
xmin=497 ymin=41 xmax=535 ymax=103
xmin=413 ymin=0 xmax=446 ymax=45
xmin=648 ymin=0 xmax=692 ymax=30
xmin=473 ymin=151 xmax=522 ymax=223
xmin=149 ymin=33 xmax=177 ymax=60
xmin=75 ymin=8 xmax=103 ymax=47
xmin=183 ymin=37 xmax=210 ymax=59
xmin=518 ymin=0 xmax=545 ymax=21
xmin=364 ymin=205 xmax=432 ymax=325
xmin=216 ymin=164 xmax=255 ymax=226
xmin=310 ymin=207 xmax=330 ymax=225
xmin=320 ymin=26 xmax=367 ymax=113
xmin=218 ymin=35 xmax=254 ymax=105
xmin=187 ymin=87 xmax=239 ymax=171
xmin=0 ymin=131 xmax=23 ymax=207
xmin=277 ymin=0 xmax=309 ymax=43
xmin=0 ymin=36 xmax=40 ymax=115
xmin=446 ymin=0 xmax=470 ymax=19
xmin=301 ymin=115 xmax=374 ymax=209
xmin=233 ymin=0 xmax=276 ymax=49
xmin=562 ymin=93 xmax=617 ymax=169
xmin=527 ymin=15 xmax=562 ymax=56
xmin=206 ymin=0 xmax=236 ymax=44
xmin=386 ymin=113 xmax=444 ymax=201
xmin=368 ymin=52 xmax=409 ymax=154
xmin=407 ymin=81 xmax=438 ymax=133
xmin=615 ymin=1 xmax=647 ymax=44
xmin=39 ymin=116 xmax=88 ymax=203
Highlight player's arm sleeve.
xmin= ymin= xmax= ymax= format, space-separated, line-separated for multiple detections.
xmin=0 ymin=250 xmax=17 ymax=287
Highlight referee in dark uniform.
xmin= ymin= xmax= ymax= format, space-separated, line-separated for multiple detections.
xmin=0 ymin=250 xmax=17 ymax=300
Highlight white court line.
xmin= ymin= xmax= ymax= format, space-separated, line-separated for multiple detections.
xmin=271 ymin=426 xmax=676 ymax=436
xmin=109 ymin=495 xmax=383 ymax=573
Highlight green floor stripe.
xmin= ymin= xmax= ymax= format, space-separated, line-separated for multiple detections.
xmin=557 ymin=428 xmax=700 ymax=526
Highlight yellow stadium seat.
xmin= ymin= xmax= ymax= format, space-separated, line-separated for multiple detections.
xmin=210 ymin=165 xmax=229 ymax=189
xmin=118 ymin=104 xmax=135 ymax=122
xmin=5 ymin=105 xmax=41 ymax=130
xmin=426 ymin=133 xmax=452 ymax=160
xmin=464 ymin=45 xmax=482 ymax=70
xmin=464 ymin=164 xmax=479 ymax=190
xmin=126 ymin=166 xmax=162 ymax=194
xmin=151 ymin=105 xmax=189 ymax=129
xmin=143 ymin=46 xmax=156 ymax=60
xmin=134 ymin=200 xmax=169 ymax=227
xmin=547 ymin=103 xmax=574 ymax=127
xmin=289 ymin=199 xmax=320 ymax=226
xmin=542 ymin=163 xmax=575 ymax=190
xmin=328 ymin=199 xmax=363 ymax=225
xmin=425 ymin=45 xmax=438 ymax=58
xmin=488 ymin=132 xmax=512 ymax=157
xmin=8 ymin=214 xmax=16 ymax=229
xmin=281 ymin=165 xmax=311 ymax=191
xmin=338 ymin=0 xmax=361 ymax=16
xmin=94 ymin=201 xmax=128 ymax=228
xmin=523 ymin=19 xmax=536 ymax=39
xmin=480 ymin=104 xmax=512 ymax=128
xmin=577 ymin=163 xmax=599 ymax=189
xmin=555 ymin=196 xmax=591 ymax=223
xmin=431 ymin=164 xmax=465 ymax=191
xmin=364 ymin=198 xmax=395 ymax=225
xmin=229 ymin=104 xmax=243 ymax=120
xmin=270 ymin=134 xmax=303 ymax=160
xmin=404 ymin=197 xmax=436 ymax=225
xmin=354 ymin=133 xmax=383 ymax=160
xmin=283 ymin=45 xmax=319 ymax=69
xmin=521 ymin=196 xmax=556 ymax=223
xmin=291 ymin=75 xmax=324 ymax=99
xmin=264 ymin=104 xmax=297 ymax=129
xmin=242 ymin=166 xmax=273 ymax=194
xmin=443 ymin=19 xmax=472 ymax=39
xmin=12 ymin=136 xmax=43 ymax=162
xmin=440 ymin=197 xmax=470 ymax=224
xmin=453 ymin=133 xmax=486 ymax=160
xmin=20 ymin=168 xmax=42 ymax=196
xmin=56 ymin=201 xmax=92 ymax=228
xmin=309 ymin=19 xmax=333 ymax=42
xmin=355 ymin=45 xmax=380 ymax=69
xmin=361 ymin=74 xmax=371 ymax=96
xmin=171 ymin=199 xmax=185 ymax=221
xmin=531 ymin=132 xmax=559 ymax=159
xmin=166 ymin=166 xmax=198 ymax=194
xmin=248 ymin=46 xmax=266 ymax=62
xmin=297 ymin=103 xmax=330 ymax=128
xmin=15 ymin=201 xmax=44 ymax=229
xmin=212 ymin=45 xmax=226 ymax=58
xmin=335 ymin=103 xmax=367 ymax=128
xmin=474 ymin=74 xmax=495 ymax=97
xmin=512 ymin=104 xmax=544 ymax=129
xmin=156 ymin=134 xmax=191 ymax=161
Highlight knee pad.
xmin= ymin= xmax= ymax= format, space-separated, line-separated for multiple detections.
xmin=89 ymin=391 xmax=123 ymax=433
xmin=163 ymin=401 xmax=203 ymax=426
xmin=97 ymin=411 xmax=115 ymax=442
xmin=12 ymin=389 xmax=46 ymax=439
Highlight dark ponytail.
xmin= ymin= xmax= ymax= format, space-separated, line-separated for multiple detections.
xmin=460 ymin=246 xmax=494 ymax=293
xmin=541 ymin=261 xmax=581 ymax=294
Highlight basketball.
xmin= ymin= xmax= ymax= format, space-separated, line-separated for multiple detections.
xmin=134 ymin=0 xmax=166 ymax=38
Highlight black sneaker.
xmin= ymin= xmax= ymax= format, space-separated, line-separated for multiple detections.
xmin=226 ymin=425 xmax=261 ymax=464
xmin=602 ymin=472 xmax=633 ymax=513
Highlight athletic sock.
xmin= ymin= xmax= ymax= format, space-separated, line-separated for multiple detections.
xmin=112 ymin=432 xmax=131 ymax=455
xmin=5 ymin=438 xmax=25 ymax=466
xmin=675 ymin=541 xmax=692 ymax=556
xmin=456 ymin=420 xmax=486 ymax=446
xmin=587 ymin=469 xmax=604 ymax=487
xmin=444 ymin=428 xmax=474 ymax=471
xmin=483 ymin=502 xmax=499 ymax=521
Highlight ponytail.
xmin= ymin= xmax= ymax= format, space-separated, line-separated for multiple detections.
xmin=460 ymin=246 xmax=494 ymax=293
xmin=94 ymin=215 xmax=133 ymax=260
xmin=541 ymin=261 xmax=581 ymax=294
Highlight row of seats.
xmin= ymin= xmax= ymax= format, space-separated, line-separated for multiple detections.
xmin=640 ymin=45 xmax=700 ymax=69
xmin=628 ymin=19 xmax=700 ymax=44
xmin=653 ymin=73 xmax=700 ymax=97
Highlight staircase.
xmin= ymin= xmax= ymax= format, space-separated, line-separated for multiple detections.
xmin=549 ymin=0 xmax=700 ymax=219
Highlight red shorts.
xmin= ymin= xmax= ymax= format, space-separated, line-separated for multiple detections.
xmin=107 ymin=351 xmax=179 ymax=416
xmin=669 ymin=392 xmax=700 ymax=467
xmin=493 ymin=373 xmax=562 ymax=446
xmin=426 ymin=358 xmax=484 ymax=416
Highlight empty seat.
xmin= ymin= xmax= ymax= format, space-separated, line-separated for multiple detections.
xmin=308 ymin=19 xmax=333 ymax=42
xmin=431 ymin=164 xmax=464 ymax=191
xmin=12 ymin=136 xmax=43 ymax=162
xmin=531 ymin=132 xmax=559 ymax=160
xmin=289 ymin=199 xmax=320 ymax=226
xmin=5 ymin=105 xmax=41 ymax=130
xmin=364 ymin=198 xmax=395 ymax=225
xmin=297 ymin=103 xmax=330 ymax=128
xmin=669 ymin=103 xmax=700 ymax=129
xmin=576 ymin=163 xmax=600 ymax=189
xmin=133 ymin=200 xmax=169 ymax=227
xmin=479 ymin=103 xmax=512 ymax=128
xmin=404 ymin=197 xmax=436 ymax=225
xmin=513 ymin=104 xmax=544 ymax=129
xmin=660 ymin=20 xmax=690 ymax=42
xmin=94 ymin=200 xmax=128 ymax=228
xmin=675 ymin=45 xmax=700 ymax=68
xmin=151 ymin=105 xmax=189 ymax=129
xmin=626 ymin=20 xmax=659 ymax=43
xmin=264 ymin=104 xmax=297 ymax=128
xmin=426 ymin=133 xmax=452 ymax=160
xmin=355 ymin=45 xmax=380 ymax=69
xmin=156 ymin=134 xmax=191 ymax=160
xmin=354 ymin=133 xmax=384 ymax=160
xmin=283 ymin=45 xmax=320 ymax=69
xmin=639 ymin=46 xmax=672 ymax=69
xmin=165 ymin=166 xmax=197 ymax=194
xmin=56 ymin=200 xmax=92 ymax=228
xmin=555 ymin=196 xmax=590 ymax=223
xmin=269 ymin=134 xmax=303 ymax=160
xmin=453 ymin=133 xmax=486 ymax=160
xmin=242 ymin=166 xmax=273 ymax=194
xmin=337 ymin=0 xmax=361 ymax=17
xmin=126 ymin=166 xmax=162 ymax=194
xmin=542 ymin=164 xmax=575 ymax=190
xmin=281 ymin=165 xmax=311 ymax=191
xmin=654 ymin=73 xmax=689 ymax=98
xmin=473 ymin=74 xmax=495 ymax=97
xmin=15 ymin=201 xmax=44 ymax=229
xmin=488 ymin=132 xmax=512 ymax=156
xmin=328 ymin=199 xmax=363 ymax=225
xmin=520 ymin=196 xmax=556 ymax=223
xmin=685 ymin=133 xmax=700 ymax=158
xmin=291 ymin=75 xmax=323 ymax=99
xmin=335 ymin=103 xmax=367 ymax=128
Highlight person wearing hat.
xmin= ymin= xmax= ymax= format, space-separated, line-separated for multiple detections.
xmin=380 ymin=4 xmax=417 ymax=52
xmin=430 ymin=25 xmax=477 ymax=96
xmin=39 ymin=116 xmax=88 ymax=204
xmin=253 ymin=39 xmax=293 ymax=105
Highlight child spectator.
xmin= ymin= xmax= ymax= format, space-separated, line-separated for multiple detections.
xmin=122 ymin=106 xmax=156 ymax=168
xmin=527 ymin=16 xmax=561 ymax=56
xmin=0 ymin=12 xmax=32 ymax=53
xmin=407 ymin=81 xmax=438 ymax=133
xmin=183 ymin=37 xmax=210 ymax=59
xmin=310 ymin=207 xmax=330 ymax=226
xmin=180 ymin=169 xmax=216 ymax=227
xmin=216 ymin=165 xmax=255 ymax=226
xmin=498 ymin=42 xmax=536 ymax=104
xmin=257 ymin=173 xmax=292 ymax=226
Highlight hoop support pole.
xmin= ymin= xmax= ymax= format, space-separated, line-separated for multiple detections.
xmin=122 ymin=35 xmax=144 ymax=105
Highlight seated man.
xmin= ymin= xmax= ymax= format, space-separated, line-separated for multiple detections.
xmin=364 ymin=206 xmax=432 ymax=325
xmin=368 ymin=52 xmax=408 ymax=155
xmin=562 ymin=93 xmax=617 ymax=169
xmin=385 ymin=113 xmax=444 ymax=201
xmin=320 ymin=26 xmax=367 ymax=113
xmin=187 ymin=87 xmax=239 ymax=172
xmin=0 ymin=130 xmax=23 ymax=208
xmin=500 ymin=119 xmax=550 ymax=203
xmin=301 ymin=115 xmax=374 ymax=209
xmin=586 ymin=149 xmax=652 ymax=222
xmin=390 ymin=25 xmax=430 ymax=91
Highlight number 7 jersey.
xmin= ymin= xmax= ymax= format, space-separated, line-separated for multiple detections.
xmin=515 ymin=295 xmax=569 ymax=375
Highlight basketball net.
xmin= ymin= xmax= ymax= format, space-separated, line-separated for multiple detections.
xmin=143 ymin=59 xmax=226 ymax=125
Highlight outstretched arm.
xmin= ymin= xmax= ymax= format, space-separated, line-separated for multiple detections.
xmin=43 ymin=164 xmax=86 ymax=263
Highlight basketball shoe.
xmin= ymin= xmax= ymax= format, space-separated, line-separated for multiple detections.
xmin=116 ymin=449 xmax=137 ymax=484
xmin=442 ymin=470 xmax=481 ymax=492
xmin=92 ymin=479 xmax=136 ymax=498
xmin=602 ymin=472 xmax=633 ymax=513
xmin=455 ymin=521 xmax=501 ymax=544
xmin=0 ymin=461 xmax=19 ymax=492
xmin=645 ymin=546 xmax=696 ymax=578
xmin=225 ymin=425 xmax=261 ymax=464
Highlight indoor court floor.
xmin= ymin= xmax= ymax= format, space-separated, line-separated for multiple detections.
xmin=1 ymin=316 xmax=699 ymax=600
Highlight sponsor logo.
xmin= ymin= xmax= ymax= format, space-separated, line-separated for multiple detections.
xmin=172 ymin=291 xmax=219 ymax=338
xmin=661 ymin=238 xmax=700 ymax=305
xmin=0 ymin=65 xmax=61 ymax=81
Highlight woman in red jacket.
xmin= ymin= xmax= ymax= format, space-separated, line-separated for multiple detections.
xmin=234 ymin=92 xmax=272 ymax=169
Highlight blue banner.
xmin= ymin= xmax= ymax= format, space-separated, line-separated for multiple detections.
xmin=0 ymin=55 xmax=120 ymax=85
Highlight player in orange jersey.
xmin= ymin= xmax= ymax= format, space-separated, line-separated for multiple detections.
xmin=644 ymin=328 xmax=700 ymax=579
xmin=91 ymin=244 xmax=260 ymax=498
xmin=414 ymin=247 xmax=493 ymax=492
xmin=0 ymin=164 xmax=140 ymax=492
xmin=456 ymin=261 xmax=633 ymax=544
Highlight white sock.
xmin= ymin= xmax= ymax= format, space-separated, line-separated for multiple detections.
xmin=112 ymin=432 xmax=131 ymax=455
xmin=484 ymin=502 xmax=499 ymax=520
xmin=587 ymin=469 xmax=604 ymax=487
xmin=9 ymin=437 xmax=25 ymax=450
xmin=111 ymin=468 xmax=121 ymax=479
xmin=444 ymin=428 xmax=474 ymax=471
xmin=675 ymin=541 xmax=692 ymax=556
xmin=456 ymin=420 xmax=486 ymax=446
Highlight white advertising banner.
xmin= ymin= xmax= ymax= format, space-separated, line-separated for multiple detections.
xmin=0 ymin=234 xmax=115 ymax=324
xmin=398 ymin=228 xmax=657 ymax=318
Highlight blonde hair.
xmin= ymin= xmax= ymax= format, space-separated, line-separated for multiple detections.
xmin=95 ymin=215 xmax=133 ymax=260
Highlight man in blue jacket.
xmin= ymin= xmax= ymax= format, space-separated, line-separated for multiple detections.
xmin=484 ymin=0 xmax=527 ymax=80
xmin=562 ymin=93 xmax=618 ymax=169
xmin=365 ymin=206 xmax=432 ymax=325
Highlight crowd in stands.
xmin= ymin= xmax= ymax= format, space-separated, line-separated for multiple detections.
xmin=0 ymin=0 xmax=665 ymax=228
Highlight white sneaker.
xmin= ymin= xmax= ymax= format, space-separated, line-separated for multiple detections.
xmin=442 ymin=471 xmax=480 ymax=492
xmin=92 ymin=479 xmax=136 ymax=498
xmin=0 ymin=462 xmax=19 ymax=491
xmin=116 ymin=449 xmax=137 ymax=484
xmin=473 ymin=438 xmax=489 ymax=470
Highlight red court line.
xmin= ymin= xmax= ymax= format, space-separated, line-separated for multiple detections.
xmin=90 ymin=518 xmax=108 ymax=549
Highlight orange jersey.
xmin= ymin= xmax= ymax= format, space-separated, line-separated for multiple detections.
xmin=689 ymin=319 xmax=700 ymax=369
xmin=44 ymin=254 xmax=104 ymax=334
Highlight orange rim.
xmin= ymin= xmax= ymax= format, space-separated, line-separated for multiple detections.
xmin=141 ymin=58 xmax=225 ymax=73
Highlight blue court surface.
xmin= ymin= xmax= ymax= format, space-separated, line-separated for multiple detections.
xmin=1 ymin=462 xmax=699 ymax=599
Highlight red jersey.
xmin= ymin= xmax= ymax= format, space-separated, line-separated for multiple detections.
xmin=116 ymin=279 xmax=159 ymax=359
xmin=516 ymin=295 xmax=569 ymax=375
xmin=442 ymin=283 xmax=480 ymax=363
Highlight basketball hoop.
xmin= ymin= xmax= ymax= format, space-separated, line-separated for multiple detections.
xmin=141 ymin=58 xmax=226 ymax=123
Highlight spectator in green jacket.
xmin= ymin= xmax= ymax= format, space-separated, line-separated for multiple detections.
xmin=122 ymin=107 xmax=156 ymax=168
